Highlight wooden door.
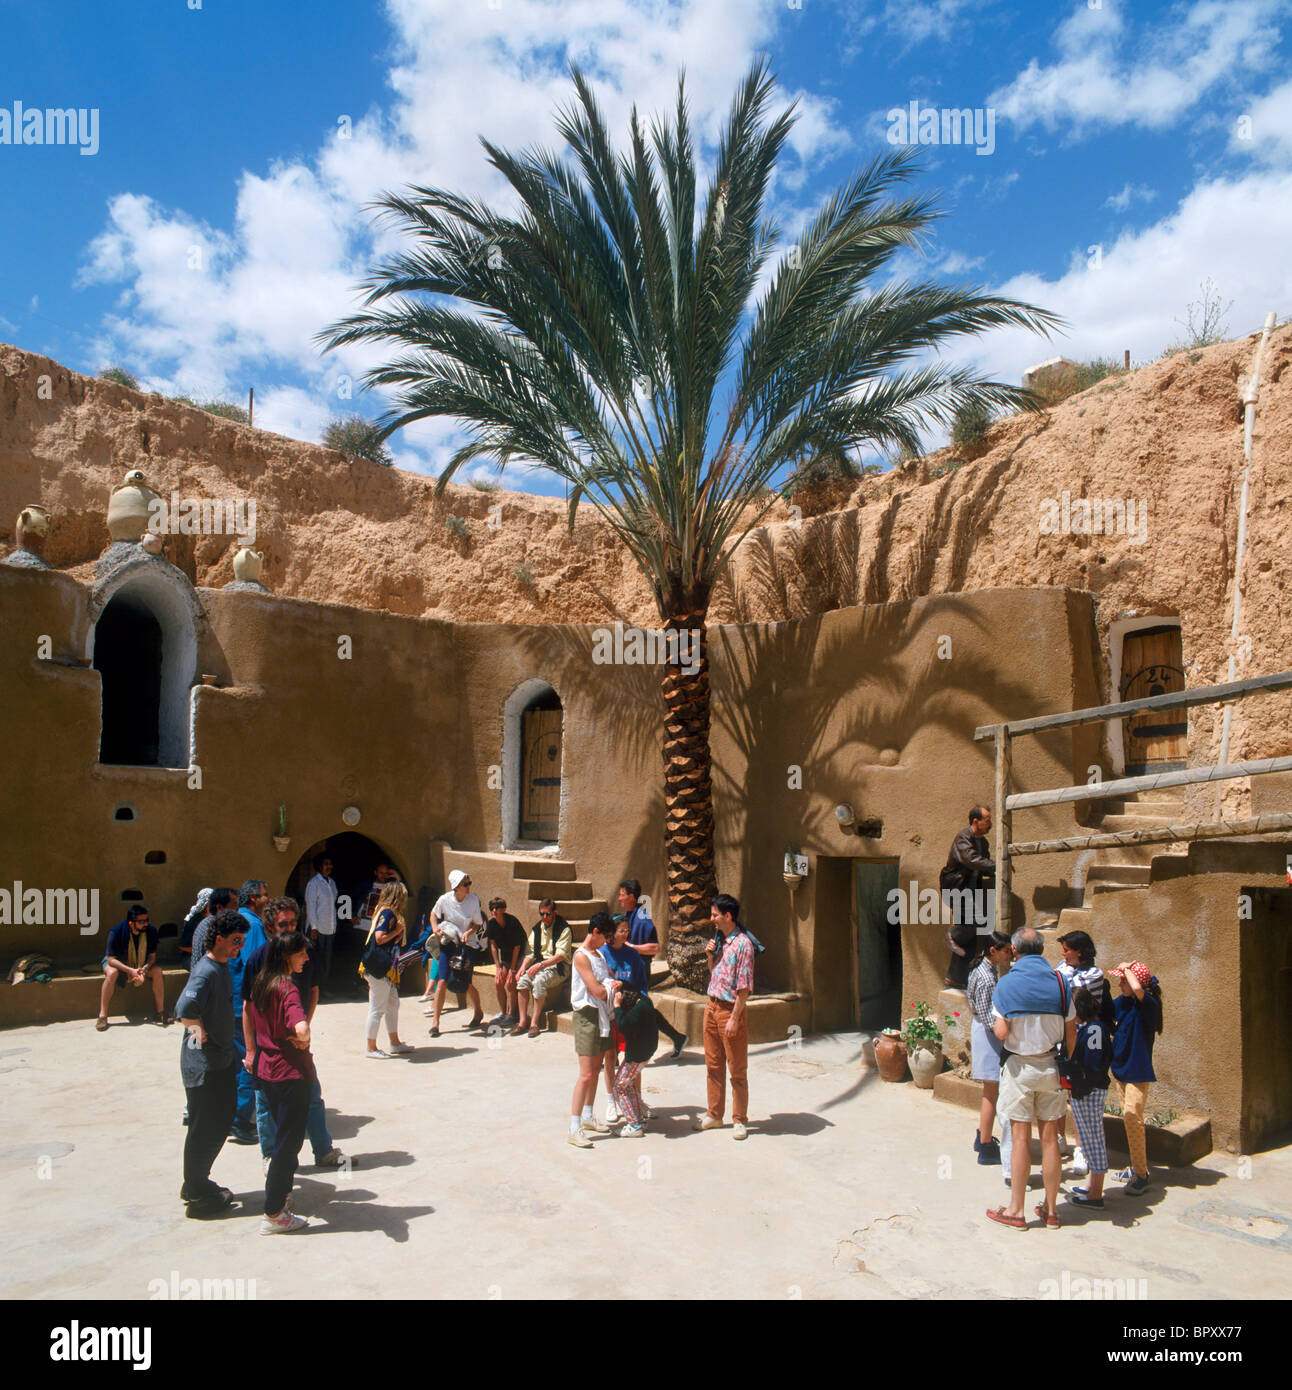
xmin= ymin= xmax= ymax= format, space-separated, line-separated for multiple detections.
xmin=521 ymin=708 xmax=562 ymax=840
xmin=1121 ymin=627 xmax=1186 ymax=773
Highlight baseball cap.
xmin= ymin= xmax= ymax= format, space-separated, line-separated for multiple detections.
xmin=448 ymin=869 xmax=469 ymax=890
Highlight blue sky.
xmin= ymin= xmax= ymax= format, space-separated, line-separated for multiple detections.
xmin=2 ymin=0 xmax=1290 ymax=493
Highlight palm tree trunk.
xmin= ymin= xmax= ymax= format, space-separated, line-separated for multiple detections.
xmin=661 ymin=611 xmax=718 ymax=992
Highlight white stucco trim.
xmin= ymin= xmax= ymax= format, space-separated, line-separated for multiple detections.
xmin=1106 ymin=615 xmax=1183 ymax=776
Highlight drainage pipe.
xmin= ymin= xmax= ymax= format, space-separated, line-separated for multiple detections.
xmin=1215 ymin=311 xmax=1277 ymax=813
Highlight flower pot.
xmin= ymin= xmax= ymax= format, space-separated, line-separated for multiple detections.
xmin=908 ymin=1042 xmax=943 ymax=1089
xmin=272 ymin=835 xmax=291 ymax=853
xmin=201 ymin=674 xmax=218 ymax=686
xmin=873 ymin=1030 xmax=908 ymax=1083
xmin=782 ymin=872 xmax=803 ymax=890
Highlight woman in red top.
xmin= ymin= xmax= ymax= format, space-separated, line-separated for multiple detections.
xmin=245 ymin=932 xmax=314 ymax=1234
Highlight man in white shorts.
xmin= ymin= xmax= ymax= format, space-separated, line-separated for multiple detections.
xmin=986 ymin=927 xmax=1076 ymax=1231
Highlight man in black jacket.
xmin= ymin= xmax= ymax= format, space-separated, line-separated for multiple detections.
xmin=941 ymin=805 xmax=995 ymax=988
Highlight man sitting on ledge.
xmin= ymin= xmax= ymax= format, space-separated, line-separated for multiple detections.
xmin=97 ymin=904 xmax=169 ymax=1031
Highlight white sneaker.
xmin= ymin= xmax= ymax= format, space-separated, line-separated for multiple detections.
xmin=582 ymin=1115 xmax=610 ymax=1134
xmin=365 ymin=1049 xmax=391 ymax=1059
xmin=733 ymin=1122 xmax=748 ymax=1141
xmin=1070 ymin=1146 xmax=1089 ymax=1177
xmin=605 ymin=1100 xmax=621 ymax=1124
xmin=260 ymin=1210 xmax=308 ymax=1234
xmin=388 ymin=1042 xmax=414 ymax=1055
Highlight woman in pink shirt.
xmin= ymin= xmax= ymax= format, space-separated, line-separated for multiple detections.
xmin=245 ymin=932 xmax=314 ymax=1234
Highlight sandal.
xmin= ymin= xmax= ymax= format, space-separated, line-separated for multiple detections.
xmin=527 ymin=1026 xmax=541 ymax=1038
xmin=1033 ymin=1203 xmax=1061 ymax=1229
xmin=986 ymin=1206 xmax=1026 ymax=1230
xmin=95 ymin=1017 xmax=109 ymax=1032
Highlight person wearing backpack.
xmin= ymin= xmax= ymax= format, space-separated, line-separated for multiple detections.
xmin=1064 ymin=985 xmax=1113 ymax=1208
xmin=986 ymin=927 xmax=1076 ymax=1230
xmin=611 ymin=986 xmax=659 ymax=1137
xmin=360 ymin=881 xmax=412 ymax=1058
xmin=1109 ymin=960 xmax=1163 ymax=1197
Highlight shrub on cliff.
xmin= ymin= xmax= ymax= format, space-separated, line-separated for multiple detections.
xmin=323 ymin=415 xmax=393 ymax=466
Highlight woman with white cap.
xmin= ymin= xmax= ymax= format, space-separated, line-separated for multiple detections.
xmin=427 ymin=869 xmax=486 ymax=1037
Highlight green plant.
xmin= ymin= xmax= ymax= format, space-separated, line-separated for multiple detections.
xmin=1150 ymin=1108 xmax=1179 ymax=1128
xmin=99 ymin=366 xmax=139 ymax=390
xmin=1029 ymin=357 xmax=1124 ymax=408
xmin=277 ymin=804 xmax=288 ymax=836
xmin=901 ymin=1000 xmax=955 ymax=1048
xmin=513 ymin=561 xmax=534 ymax=585
xmin=951 ymin=399 xmax=992 ymax=456
xmin=1103 ymin=1093 xmax=1123 ymax=1117
xmin=446 ymin=516 xmax=469 ymax=539
xmin=470 ymin=478 xmax=499 ymax=492
xmin=199 ymin=399 xmax=251 ymax=423
xmin=927 ymin=455 xmax=966 ymax=479
xmin=323 ymin=414 xmax=393 ymax=466
xmin=1168 ymin=277 xmax=1232 ymax=351
xmin=320 ymin=62 xmax=1058 ymax=989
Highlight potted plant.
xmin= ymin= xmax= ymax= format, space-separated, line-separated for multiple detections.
xmin=873 ymin=1028 xmax=908 ymax=1083
xmin=783 ymin=843 xmax=804 ymax=890
xmin=902 ymin=1001 xmax=957 ymax=1088
xmin=273 ymin=803 xmax=290 ymax=853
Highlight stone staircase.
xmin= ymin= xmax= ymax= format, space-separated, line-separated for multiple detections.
xmin=1047 ymin=787 xmax=1190 ymax=942
xmin=439 ymin=849 xmax=610 ymax=939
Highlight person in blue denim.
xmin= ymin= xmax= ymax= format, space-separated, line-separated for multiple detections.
xmin=242 ymin=897 xmax=347 ymax=1174
xmin=228 ymin=879 xmax=269 ymax=1142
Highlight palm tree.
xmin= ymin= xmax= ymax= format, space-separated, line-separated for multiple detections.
xmin=320 ymin=62 xmax=1060 ymax=990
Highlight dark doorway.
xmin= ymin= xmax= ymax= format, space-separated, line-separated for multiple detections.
xmin=284 ymin=832 xmax=407 ymax=970
xmin=95 ymin=595 xmax=163 ymax=765
xmin=519 ymin=688 xmax=562 ymax=842
xmin=854 ymin=861 xmax=902 ymax=1031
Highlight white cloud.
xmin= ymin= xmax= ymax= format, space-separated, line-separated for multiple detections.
xmin=845 ymin=0 xmax=979 ymax=50
xmin=953 ymin=168 xmax=1292 ymax=388
xmin=1232 ymin=75 xmax=1292 ymax=164
xmin=1105 ymin=182 xmax=1158 ymax=212
xmin=75 ymin=0 xmax=835 ymax=468
xmin=991 ymin=0 xmax=1284 ymax=135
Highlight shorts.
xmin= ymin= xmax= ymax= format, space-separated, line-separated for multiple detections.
xmin=517 ymin=964 xmax=563 ymax=1001
xmin=573 ymin=1005 xmax=613 ymax=1056
xmin=998 ymin=1052 xmax=1066 ymax=1124
xmin=102 ymin=956 xmax=152 ymax=987
xmin=970 ymin=1018 xmax=1004 ymax=1081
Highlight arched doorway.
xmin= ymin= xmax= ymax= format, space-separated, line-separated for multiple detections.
xmin=283 ymin=832 xmax=407 ymax=975
xmin=89 ymin=561 xmax=199 ymax=768
xmin=501 ymin=680 xmax=563 ymax=846
xmin=95 ymin=594 xmax=163 ymax=765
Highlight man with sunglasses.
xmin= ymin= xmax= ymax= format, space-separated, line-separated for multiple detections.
xmin=512 ymin=898 xmax=573 ymax=1038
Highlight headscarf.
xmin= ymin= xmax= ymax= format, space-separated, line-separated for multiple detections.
xmin=185 ymin=888 xmax=213 ymax=922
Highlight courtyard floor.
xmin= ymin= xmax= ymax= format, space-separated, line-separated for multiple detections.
xmin=2 ymin=998 xmax=1289 ymax=1301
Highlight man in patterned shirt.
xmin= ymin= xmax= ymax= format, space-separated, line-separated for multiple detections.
xmin=694 ymin=893 xmax=755 ymax=1140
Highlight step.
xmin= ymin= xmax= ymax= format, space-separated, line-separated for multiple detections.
xmin=1097 ymin=813 xmax=1187 ymax=833
xmin=513 ymin=859 xmax=577 ymax=882
xmin=1089 ymin=880 xmax=1150 ymax=896
xmin=521 ymin=879 xmax=595 ymax=901
xmin=0 ymin=968 xmax=191 ymax=1029
xmin=542 ymin=898 xmax=609 ymax=921
xmin=1086 ymin=863 xmax=1152 ymax=885
xmin=1056 ymin=906 xmax=1094 ymax=932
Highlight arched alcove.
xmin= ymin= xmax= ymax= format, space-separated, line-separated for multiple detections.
xmin=501 ymin=679 xmax=564 ymax=848
xmin=89 ymin=560 xmax=200 ymax=768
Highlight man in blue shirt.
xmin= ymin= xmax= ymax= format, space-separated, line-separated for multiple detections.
xmin=617 ymin=879 xmax=687 ymax=1059
xmin=97 ymin=905 xmax=167 ymax=1030
xmin=228 ymin=878 xmax=269 ymax=1142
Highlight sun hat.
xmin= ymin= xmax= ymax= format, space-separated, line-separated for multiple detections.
xmin=448 ymin=869 xmax=469 ymax=890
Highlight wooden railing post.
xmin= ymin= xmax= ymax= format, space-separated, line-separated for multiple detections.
xmin=994 ymin=726 xmax=1012 ymax=937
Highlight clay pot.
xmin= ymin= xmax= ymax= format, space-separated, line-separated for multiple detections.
xmin=233 ymin=547 xmax=263 ymax=582
xmin=272 ymin=835 xmax=291 ymax=853
xmin=908 ymin=1042 xmax=943 ymax=1089
xmin=782 ymin=872 xmax=803 ymax=890
xmin=874 ymin=1029 xmax=908 ymax=1082
xmin=16 ymin=504 xmax=49 ymax=554
xmin=107 ymin=470 xmax=159 ymax=541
